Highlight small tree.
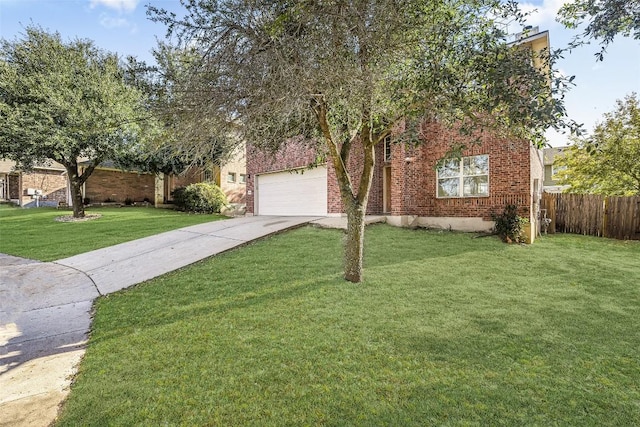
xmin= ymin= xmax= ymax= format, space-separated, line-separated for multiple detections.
xmin=555 ymin=93 xmax=640 ymax=195
xmin=0 ymin=27 xmax=157 ymax=217
xmin=150 ymin=0 xmax=574 ymax=282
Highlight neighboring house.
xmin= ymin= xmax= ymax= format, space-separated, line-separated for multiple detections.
xmin=246 ymin=29 xmax=550 ymax=242
xmin=1 ymin=147 xmax=247 ymax=211
xmin=542 ymin=146 xmax=570 ymax=193
xmin=0 ymin=159 xmax=69 ymax=207
xmin=155 ymin=146 xmax=247 ymax=211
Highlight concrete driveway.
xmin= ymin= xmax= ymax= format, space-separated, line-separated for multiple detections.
xmin=0 ymin=215 xmax=320 ymax=427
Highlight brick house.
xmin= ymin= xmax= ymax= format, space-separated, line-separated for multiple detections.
xmin=82 ymin=147 xmax=246 ymax=208
xmin=1 ymin=146 xmax=246 ymax=210
xmin=246 ymin=28 xmax=550 ymax=242
xmin=246 ymin=120 xmax=544 ymax=242
xmin=0 ymin=159 xmax=69 ymax=207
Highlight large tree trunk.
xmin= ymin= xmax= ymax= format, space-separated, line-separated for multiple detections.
xmin=341 ymin=139 xmax=376 ymax=282
xmin=69 ymin=176 xmax=86 ymax=218
xmin=344 ymin=202 xmax=366 ymax=282
xmin=64 ymin=162 xmax=89 ymax=218
xmin=314 ymin=97 xmax=376 ymax=283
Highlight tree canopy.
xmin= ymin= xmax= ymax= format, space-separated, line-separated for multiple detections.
xmin=0 ymin=26 xmax=159 ymax=217
xmin=558 ymin=0 xmax=640 ymax=60
xmin=555 ymin=93 xmax=640 ymax=196
xmin=150 ymin=0 xmax=574 ymax=282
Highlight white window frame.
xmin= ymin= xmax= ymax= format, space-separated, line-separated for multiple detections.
xmin=437 ymin=154 xmax=489 ymax=198
xmin=383 ymin=136 xmax=392 ymax=162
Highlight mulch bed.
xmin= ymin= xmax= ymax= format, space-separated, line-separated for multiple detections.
xmin=55 ymin=214 xmax=102 ymax=222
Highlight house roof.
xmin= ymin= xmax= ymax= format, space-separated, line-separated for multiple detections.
xmin=0 ymin=159 xmax=66 ymax=173
xmin=77 ymin=159 xmax=150 ymax=174
xmin=512 ymin=29 xmax=550 ymax=46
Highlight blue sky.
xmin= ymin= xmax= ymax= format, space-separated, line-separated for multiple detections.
xmin=1 ymin=0 xmax=639 ymax=146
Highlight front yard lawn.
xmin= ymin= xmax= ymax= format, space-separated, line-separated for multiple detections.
xmin=0 ymin=204 xmax=226 ymax=261
xmin=57 ymin=226 xmax=640 ymax=426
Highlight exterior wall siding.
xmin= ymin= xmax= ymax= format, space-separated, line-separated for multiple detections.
xmin=20 ymin=168 xmax=68 ymax=206
xmin=326 ymin=139 xmax=384 ymax=215
xmin=390 ymin=122 xmax=532 ymax=220
xmin=220 ymin=147 xmax=247 ymax=204
xmin=84 ymin=168 xmax=155 ymax=204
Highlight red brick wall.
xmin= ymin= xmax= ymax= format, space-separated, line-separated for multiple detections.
xmin=85 ymin=168 xmax=155 ymax=203
xmin=172 ymin=169 xmax=202 ymax=189
xmin=326 ymin=139 xmax=384 ymax=215
xmin=21 ymin=169 xmax=68 ymax=204
xmin=390 ymin=122 xmax=531 ymax=220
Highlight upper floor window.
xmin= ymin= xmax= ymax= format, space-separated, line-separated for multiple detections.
xmin=239 ymin=174 xmax=247 ymax=184
xmin=227 ymin=172 xmax=236 ymax=183
xmin=437 ymin=154 xmax=489 ymax=198
xmin=551 ymin=164 xmax=567 ymax=180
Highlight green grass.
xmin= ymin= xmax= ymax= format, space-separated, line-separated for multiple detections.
xmin=0 ymin=204 xmax=226 ymax=261
xmin=56 ymin=226 xmax=640 ymax=426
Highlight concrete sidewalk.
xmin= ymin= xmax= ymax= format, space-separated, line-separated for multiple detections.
xmin=0 ymin=215 xmax=320 ymax=427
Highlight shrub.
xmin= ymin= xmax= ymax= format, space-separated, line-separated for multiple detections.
xmin=172 ymin=182 xmax=227 ymax=213
xmin=492 ymin=204 xmax=529 ymax=243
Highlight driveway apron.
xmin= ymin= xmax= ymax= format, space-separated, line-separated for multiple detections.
xmin=0 ymin=215 xmax=319 ymax=427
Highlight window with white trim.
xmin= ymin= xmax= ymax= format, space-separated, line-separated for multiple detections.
xmin=384 ymin=136 xmax=392 ymax=162
xmin=437 ymin=154 xmax=489 ymax=198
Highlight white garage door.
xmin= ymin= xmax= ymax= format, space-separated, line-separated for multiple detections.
xmin=256 ymin=167 xmax=327 ymax=216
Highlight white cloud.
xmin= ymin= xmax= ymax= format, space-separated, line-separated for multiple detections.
xmin=99 ymin=13 xmax=138 ymax=33
xmin=99 ymin=14 xmax=128 ymax=28
xmin=517 ymin=0 xmax=572 ymax=29
xmin=90 ymin=0 xmax=139 ymax=13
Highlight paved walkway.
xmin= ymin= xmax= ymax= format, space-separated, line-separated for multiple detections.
xmin=0 ymin=215 xmax=322 ymax=427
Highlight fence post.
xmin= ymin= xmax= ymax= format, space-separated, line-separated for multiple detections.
xmin=549 ymin=194 xmax=556 ymax=234
xmin=602 ymin=196 xmax=609 ymax=238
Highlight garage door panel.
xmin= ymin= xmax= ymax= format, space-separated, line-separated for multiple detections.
xmin=257 ymin=167 xmax=327 ymax=216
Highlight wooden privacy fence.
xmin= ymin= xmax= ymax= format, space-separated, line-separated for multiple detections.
xmin=541 ymin=193 xmax=640 ymax=240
